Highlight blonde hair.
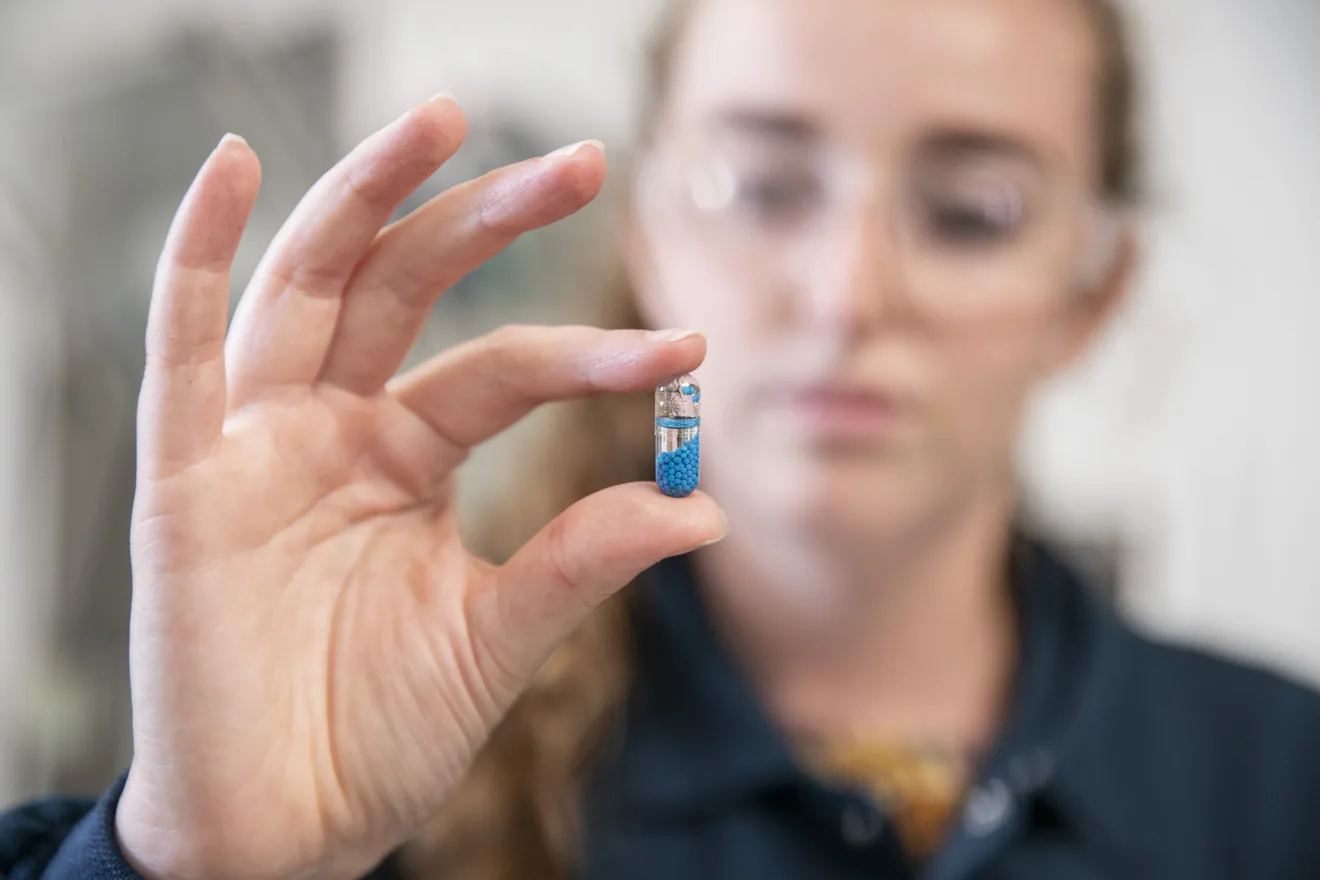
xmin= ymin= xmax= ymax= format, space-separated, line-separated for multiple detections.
xmin=404 ymin=0 xmax=1141 ymax=876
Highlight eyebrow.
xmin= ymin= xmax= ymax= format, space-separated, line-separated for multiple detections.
xmin=704 ymin=111 xmax=1050 ymax=171
xmin=917 ymin=130 xmax=1045 ymax=170
xmin=710 ymin=108 xmax=822 ymax=142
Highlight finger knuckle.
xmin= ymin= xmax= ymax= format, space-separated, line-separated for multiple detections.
xmin=339 ymin=162 xmax=399 ymax=217
xmin=486 ymin=323 xmax=534 ymax=351
xmin=543 ymin=514 xmax=593 ymax=613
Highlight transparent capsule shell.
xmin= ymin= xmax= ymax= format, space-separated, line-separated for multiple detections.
xmin=655 ymin=375 xmax=701 ymax=498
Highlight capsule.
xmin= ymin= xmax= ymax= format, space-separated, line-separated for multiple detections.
xmin=655 ymin=375 xmax=701 ymax=498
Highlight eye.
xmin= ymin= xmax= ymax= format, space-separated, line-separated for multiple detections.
xmin=731 ymin=169 xmax=825 ymax=228
xmin=915 ymin=177 xmax=1026 ymax=247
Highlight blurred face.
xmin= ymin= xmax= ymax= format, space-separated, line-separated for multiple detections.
xmin=630 ymin=0 xmax=1123 ymax=552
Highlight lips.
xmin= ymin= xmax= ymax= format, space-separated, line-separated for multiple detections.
xmin=782 ymin=385 xmax=909 ymax=442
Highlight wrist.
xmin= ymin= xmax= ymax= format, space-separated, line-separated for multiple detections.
xmin=115 ymin=772 xmax=206 ymax=880
xmin=115 ymin=770 xmax=373 ymax=880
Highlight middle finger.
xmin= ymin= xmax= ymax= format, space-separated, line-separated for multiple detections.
xmin=318 ymin=140 xmax=607 ymax=396
xmin=225 ymin=94 xmax=466 ymax=407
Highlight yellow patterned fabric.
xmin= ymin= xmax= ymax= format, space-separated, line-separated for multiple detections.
xmin=803 ymin=739 xmax=972 ymax=862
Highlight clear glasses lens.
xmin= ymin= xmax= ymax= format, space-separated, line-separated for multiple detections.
xmin=637 ymin=133 xmax=1094 ymax=311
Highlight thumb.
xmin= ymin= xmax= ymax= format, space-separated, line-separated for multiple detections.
xmin=469 ymin=483 xmax=726 ymax=687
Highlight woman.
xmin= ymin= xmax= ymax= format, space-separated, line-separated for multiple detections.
xmin=4 ymin=0 xmax=1320 ymax=878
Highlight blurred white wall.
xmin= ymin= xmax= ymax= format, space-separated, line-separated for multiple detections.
xmin=339 ymin=0 xmax=665 ymax=144
xmin=0 ymin=90 xmax=66 ymax=799
xmin=1023 ymin=0 xmax=1320 ymax=682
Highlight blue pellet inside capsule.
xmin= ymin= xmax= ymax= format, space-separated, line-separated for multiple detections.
xmin=656 ymin=434 xmax=701 ymax=498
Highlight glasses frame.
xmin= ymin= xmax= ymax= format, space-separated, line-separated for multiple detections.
xmin=632 ymin=129 xmax=1128 ymax=316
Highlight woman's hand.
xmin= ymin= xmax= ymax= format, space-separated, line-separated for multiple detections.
xmin=114 ymin=95 xmax=725 ymax=880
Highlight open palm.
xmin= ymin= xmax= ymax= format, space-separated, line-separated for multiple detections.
xmin=115 ymin=96 xmax=725 ymax=880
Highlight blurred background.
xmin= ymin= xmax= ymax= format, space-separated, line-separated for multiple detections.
xmin=0 ymin=0 xmax=1316 ymax=803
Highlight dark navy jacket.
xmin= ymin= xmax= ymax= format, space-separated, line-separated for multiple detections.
xmin=5 ymin=542 xmax=1320 ymax=879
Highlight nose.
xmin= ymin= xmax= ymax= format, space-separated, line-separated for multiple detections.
xmin=798 ymin=202 xmax=907 ymax=334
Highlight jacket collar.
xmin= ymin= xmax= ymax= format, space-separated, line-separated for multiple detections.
xmin=611 ymin=539 xmax=1138 ymax=864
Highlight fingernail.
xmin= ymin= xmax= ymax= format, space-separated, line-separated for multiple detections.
xmin=648 ymin=328 xmax=704 ymax=344
xmin=545 ymin=139 xmax=605 ymax=161
xmin=216 ymin=132 xmax=247 ymax=149
xmin=429 ymin=91 xmax=458 ymax=104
